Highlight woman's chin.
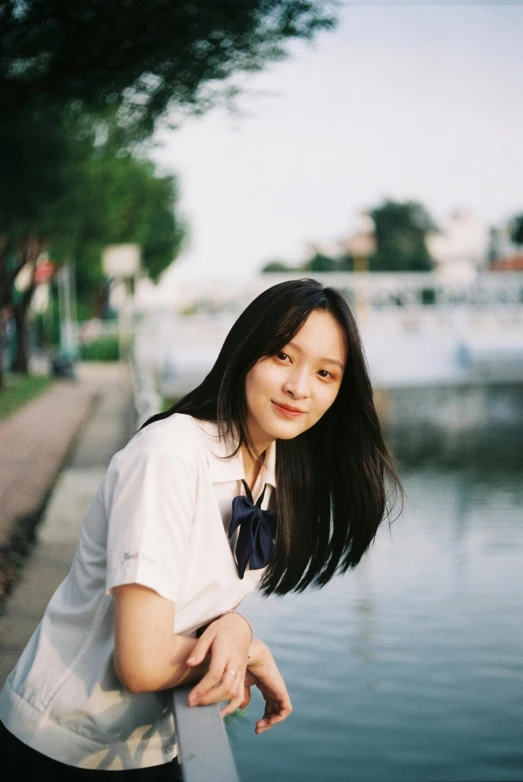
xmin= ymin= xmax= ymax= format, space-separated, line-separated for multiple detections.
xmin=264 ymin=416 xmax=308 ymax=441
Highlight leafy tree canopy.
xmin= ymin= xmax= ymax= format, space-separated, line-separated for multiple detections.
xmin=0 ymin=102 xmax=70 ymax=235
xmin=1 ymin=106 xmax=185 ymax=317
xmin=369 ymin=199 xmax=436 ymax=272
xmin=261 ymin=260 xmax=295 ymax=273
xmin=0 ymin=0 xmax=335 ymax=309
xmin=1 ymin=0 xmax=336 ymax=130
xmin=303 ymin=251 xmax=338 ymax=272
xmin=45 ymin=110 xmax=186 ymax=310
xmin=262 ymin=250 xmax=353 ymax=274
xmin=509 ymin=214 xmax=523 ymax=247
xmin=261 ymin=200 xmax=437 ymax=275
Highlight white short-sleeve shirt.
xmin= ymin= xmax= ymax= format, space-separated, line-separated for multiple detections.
xmin=0 ymin=414 xmax=276 ymax=770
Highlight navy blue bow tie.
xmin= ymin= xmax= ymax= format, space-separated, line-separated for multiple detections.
xmin=229 ymin=479 xmax=277 ymax=579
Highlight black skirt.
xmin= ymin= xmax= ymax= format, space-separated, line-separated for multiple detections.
xmin=0 ymin=720 xmax=182 ymax=781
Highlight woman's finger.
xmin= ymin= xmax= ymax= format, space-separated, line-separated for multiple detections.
xmin=220 ymin=679 xmax=244 ymax=717
xmin=196 ymin=675 xmax=237 ymax=706
xmin=186 ymin=628 xmax=216 ymax=666
xmin=239 ymin=684 xmax=252 ymax=710
xmin=255 ymin=699 xmax=293 ymax=734
xmin=188 ymin=653 xmax=229 ymax=702
xmin=255 ymin=713 xmax=284 ymax=734
xmin=189 ymin=657 xmax=240 ymax=705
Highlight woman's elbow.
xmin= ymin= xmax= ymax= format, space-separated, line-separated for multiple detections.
xmin=114 ymin=651 xmax=186 ymax=693
xmin=114 ymin=653 xmax=155 ymax=694
xmin=119 ymin=673 xmax=150 ymax=695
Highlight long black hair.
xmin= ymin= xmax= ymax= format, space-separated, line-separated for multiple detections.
xmin=143 ymin=279 xmax=402 ymax=596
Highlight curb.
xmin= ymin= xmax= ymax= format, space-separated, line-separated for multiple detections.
xmin=0 ymin=384 xmax=100 ymax=607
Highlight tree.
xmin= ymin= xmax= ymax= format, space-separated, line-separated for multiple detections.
xmin=0 ymin=101 xmax=90 ymax=313
xmin=1 ymin=1 xmax=336 ymax=384
xmin=336 ymin=253 xmax=354 ymax=272
xmin=509 ymin=214 xmax=523 ymax=248
xmin=261 ymin=250 xmax=354 ymax=274
xmin=0 ymin=101 xmax=82 ymax=384
xmin=261 ymin=260 xmax=296 ymax=273
xmin=1 ymin=1 xmax=336 ymax=127
xmin=67 ymin=155 xmax=186 ymax=315
xmin=47 ymin=112 xmax=187 ymax=312
xmin=0 ymin=102 xmax=70 ymax=305
xmin=303 ymin=251 xmax=338 ymax=272
xmin=11 ymin=238 xmax=48 ymax=373
xmin=3 ymin=110 xmax=186 ymax=376
xmin=369 ymin=199 xmax=436 ymax=272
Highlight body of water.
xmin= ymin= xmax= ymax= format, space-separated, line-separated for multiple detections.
xmin=229 ymin=468 xmax=523 ymax=781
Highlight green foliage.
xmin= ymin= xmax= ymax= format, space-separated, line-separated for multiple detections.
xmin=1 ymin=0 xmax=336 ymax=309
xmin=509 ymin=214 xmax=523 ymax=247
xmin=369 ymin=199 xmax=436 ymax=272
xmin=0 ymin=103 xmax=69 ymax=235
xmin=261 ymin=200 xmax=436 ymax=276
xmin=0 ymin=0 xmax=337 ymax=384
xmin=32 ymin=298 xmax=59 ymax=347
xmin=30 ymin=109 xmax=187 ymax=315
xmin=336 ymin=253 xmax=354 ymax=272
xmin=0 ymin=374 xmax=53 ymax=421
xmin=261 ymin=260 xmax=296 ymax=273
xmin=79 ymin=335 xmax=120 ymax=362
xmin=420 ymin=287 xmax=436 ymax=306
xmin=262 ymin=251 xmax=354 ymax=274
xmin=304 ymin=252 xmax=338 ymax=272
xmin=1 ymin=1 xmax=336 ymax=130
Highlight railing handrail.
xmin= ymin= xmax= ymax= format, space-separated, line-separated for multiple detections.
xmin=172 ymin=686 xmax=241 ymax=782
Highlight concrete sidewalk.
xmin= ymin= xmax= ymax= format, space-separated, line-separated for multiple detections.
xmin=0 ymin=362 xmax=136 ymax=686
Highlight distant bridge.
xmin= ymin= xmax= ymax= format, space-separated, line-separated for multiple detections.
xmin=131 ymin=271 xmax=523 ymax=428
xmin=163 ymin=271 xmax=523 ymax=316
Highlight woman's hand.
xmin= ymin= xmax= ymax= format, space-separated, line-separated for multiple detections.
xmin=242 ymin=639 xmax=293 ymax=734
xmin=185 ymin=613 xmax=252 ymax=716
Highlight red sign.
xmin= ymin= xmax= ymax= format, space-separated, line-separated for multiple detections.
xmin=34 ymin=260 xmax=56 ymax=285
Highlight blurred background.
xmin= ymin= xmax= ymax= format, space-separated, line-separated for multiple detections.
xmin=1 ymin=1 xmax=522 ymax=780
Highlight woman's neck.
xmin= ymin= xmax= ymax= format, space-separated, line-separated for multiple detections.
xmin=241 ymin=443 xmax=270 ymax=493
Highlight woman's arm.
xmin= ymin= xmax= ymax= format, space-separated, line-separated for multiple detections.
xmin=114 ymin=583 xmax=292 ymax=728
xmin=114 ymin=583 xmax=200 ymax=693
xmin=113 ymin=583 xmax=256 ymax=710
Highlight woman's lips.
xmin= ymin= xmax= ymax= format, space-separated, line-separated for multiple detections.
xmin=271 ymin=400 xmax=304 ymax=418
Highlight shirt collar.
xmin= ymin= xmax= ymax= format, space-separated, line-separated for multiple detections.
xmin=195 ymin=418 xmax=276 ymax=489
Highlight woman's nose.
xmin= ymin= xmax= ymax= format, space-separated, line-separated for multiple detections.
xmin=282 ymin=368 xmax=310 ymax=398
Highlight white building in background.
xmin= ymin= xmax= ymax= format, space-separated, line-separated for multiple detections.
xmin=428 ymin=209 xmax=490 ymax=280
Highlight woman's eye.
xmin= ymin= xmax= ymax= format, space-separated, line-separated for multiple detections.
xmin=276 ymin=351 xmax=289 ymax=361
xmin=317 ymin=369 xmax=333 ymax=379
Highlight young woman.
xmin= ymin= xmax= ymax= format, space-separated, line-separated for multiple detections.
xmin=0 ymin=278 xmax=401 ymax=779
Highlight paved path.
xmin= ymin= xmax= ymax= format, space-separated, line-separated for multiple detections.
xmin=0 ymin=378 xmax=93 ymax=549
xmin=0 ymin=362 xmax=135 ymax=686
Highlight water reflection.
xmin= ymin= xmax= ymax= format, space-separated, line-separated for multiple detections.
xmin=384 ymin=384 xmax=523 ymax=469
xmin=230 ymin=466 xmax=523 ymax=782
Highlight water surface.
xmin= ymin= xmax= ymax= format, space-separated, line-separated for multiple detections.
xmin=229 ymin=468 xmax=523 ymax=781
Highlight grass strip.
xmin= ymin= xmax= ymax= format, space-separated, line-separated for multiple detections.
xmin=0 ymin=374 xmax=54 ymax=421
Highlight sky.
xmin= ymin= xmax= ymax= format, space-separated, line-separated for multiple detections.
xmin=149 ymin=1 xmax=523 ymax=284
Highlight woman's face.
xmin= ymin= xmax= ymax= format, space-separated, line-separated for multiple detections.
xmin=245 ymin=309 xmax=347 ymax=450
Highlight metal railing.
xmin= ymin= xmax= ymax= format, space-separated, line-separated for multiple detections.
xmin=172 ymin=687 xmax=240 ymax=782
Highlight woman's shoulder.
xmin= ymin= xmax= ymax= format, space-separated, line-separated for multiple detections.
xmin=111 ymin=413 xmax=208 ymax=467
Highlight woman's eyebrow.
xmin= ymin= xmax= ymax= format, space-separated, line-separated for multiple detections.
xmin=287 ymin=341 xmax=344 ymax=370
xmin=319 ymin=357 xmax=345 ymax=370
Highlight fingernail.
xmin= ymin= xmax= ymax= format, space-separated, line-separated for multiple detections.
xmin=187 ymin=656 xmax=196 ymax=664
